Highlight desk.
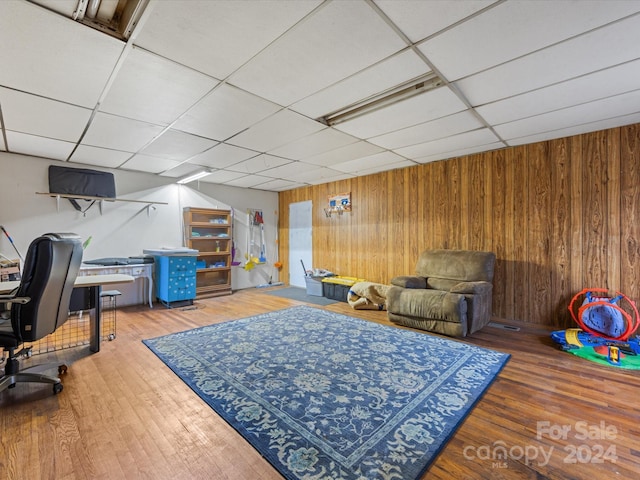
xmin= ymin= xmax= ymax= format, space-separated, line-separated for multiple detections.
xmin=0 ymin=274 xmax=134 ymax=353
xmin=79 ymin=263 xmax=153 ymax=308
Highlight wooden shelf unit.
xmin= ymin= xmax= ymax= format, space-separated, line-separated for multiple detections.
xmin=183 ymin=207 xmax=232 ymax=298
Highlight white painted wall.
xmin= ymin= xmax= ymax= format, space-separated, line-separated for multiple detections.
xmin=0 ymin=152 xmax=280 ymax=305
xmin=289 ymin=200 xmax=312 ymax=288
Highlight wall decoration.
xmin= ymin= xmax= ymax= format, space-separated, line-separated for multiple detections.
xmin=324 ymin=192 xmax=351 ymax=217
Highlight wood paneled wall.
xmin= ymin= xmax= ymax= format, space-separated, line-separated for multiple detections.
xmin=278 ymin=124 xmax=640 ymax=327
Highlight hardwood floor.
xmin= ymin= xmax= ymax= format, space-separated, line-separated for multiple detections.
xmin=2 ymin=288 xmax=639 ymax=479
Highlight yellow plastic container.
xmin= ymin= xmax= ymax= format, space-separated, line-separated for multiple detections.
xmin=321 ymin=276 xmax=365 ymax=302
xmin=321 ymin=276 xmax=364 ymax=286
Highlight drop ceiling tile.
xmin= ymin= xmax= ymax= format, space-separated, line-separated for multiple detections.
xmin=369 ymin=110 xmax=483 ymax=149
xmin=69 ymin=145 xmax=133 ymax=168
xmin=28 ymin=0 xmax=77 ymax=17
xmin=81 ymin=112 xmax=165 ymax=152
xmin=414 ymin=141 xmax=505 ymax=164
xmin=303 ymin=141 xmax=384 ymax=167
xmin=0 ymin=87 xmax=92 ymax=142
xmin=228 ymin=109 xmax=325 ymax=152
xmin=252 ymin=179 xmax=306 ymax=192
xmin=225 ymin=174 xmax=273 ymax=189
xmin=260 ymin=161 xmax=321 ymax=179
xmin=396 ymin=128 xmax=500 ymax=160
xmin=134 ymin=1 xmax=320 ymax=79
xmin=229 ymin=0 xmax=407 ymax=106
xmin=419 ymin=0 xmax=640 ymax=81
xmin=159 ymin=163 xmax=208 ymax=179
xmin=376 ymin=0 xmax=496 ymax=43
xmin=226 ymin=154 xmax=291 ymax=174
xmin=173 ymin=84 xmax=281 ymax=142
xmin=120 ymin=154 xmax=180 ymax=174
xmin=140 ymin=129 xmax=218 ymax=161
xmin=100 ymin=47 xmax=219 ymax=126
xmin=0 ymin=134 xmax=5 ymax=151
xmin=5 ymin=131 xmax=75 ymax=160
xmin=476 ymin=60 xmax=640 ymax=125
xmin=352 ymin=159 xmax=416 ymax=177
xmin=506 ymin=112 xmax=640 ymax=147
xmin=455 ymin=14 xmax=640 ymax=106
xmin=187 ymin=143 xmax=259 ymax=169
xmin=290 ymin=50 xmax=430 ymax=119
xmin=333 ymin=86 xmax=467 ymax=138
xmin=269 ymin=128 xmax=359 ymax=160
xmin=8 ymin=0 xmax=640 ymax=193
xmin=332 ymin=151 xmax=409 ymax=174
xmin=287 ymin=167 xmax=355 ymax=184
xmin=200 ymin=170 xmax=247 ymax=184
xmin=0 ymin=1 xmax=124 ymax=107
xmin=495 ymin=89 xmax=640 ymax=141
xmin=307 ymin=172 xmax=356 ymax=186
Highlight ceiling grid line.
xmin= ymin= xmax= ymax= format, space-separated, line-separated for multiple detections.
xmin=367 ymin=0 xmax=507 ymax=147
xmin=1 ymin=0 xmax=638 ymax=189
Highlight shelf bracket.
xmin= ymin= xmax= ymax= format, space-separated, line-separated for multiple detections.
xmin=36 ymin=192 xmax=169 ymax=216
xmin=146 ymin=204 xmax=156 ymax=217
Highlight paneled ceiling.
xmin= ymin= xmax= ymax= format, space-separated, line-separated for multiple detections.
xmin=2 ymin=0 xmax=640 ymax=191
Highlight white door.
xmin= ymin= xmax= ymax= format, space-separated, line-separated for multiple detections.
xmin=289 ymin=200 xmax=312 ymax=288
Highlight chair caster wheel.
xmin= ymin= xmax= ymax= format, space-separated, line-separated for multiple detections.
xmin=53 ymin=383 xmax=63 ymax=394
xmin=58 ymin=364 xmax=68 ymax=375
xmin=108 ymin=334 xmax=115 ymax=341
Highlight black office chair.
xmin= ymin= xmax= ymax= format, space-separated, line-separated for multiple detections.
xmin=0 ymin=233 xmax=83 ymax=394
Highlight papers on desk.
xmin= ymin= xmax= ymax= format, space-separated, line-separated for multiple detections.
xmin=143 ymin=247 xmax=198 ymax=256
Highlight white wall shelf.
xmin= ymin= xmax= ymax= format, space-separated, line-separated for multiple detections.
xmin=36 ymin=192 xmax=168 ymax=215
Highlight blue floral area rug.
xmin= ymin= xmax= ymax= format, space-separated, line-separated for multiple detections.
xmin=143 ymin=306 xmax=509 ymax=479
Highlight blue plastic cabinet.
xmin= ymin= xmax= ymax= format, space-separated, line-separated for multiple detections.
xmin=154 ymin=255 xmax=197 ymax=306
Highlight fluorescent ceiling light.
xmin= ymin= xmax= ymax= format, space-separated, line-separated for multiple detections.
xmin=176 ymin=169 xmax=212 ymax=184
xmin=29 ymin=0 xmax=149 ymax=40
xmin=321 ymin=73 xmax=444 ymax=127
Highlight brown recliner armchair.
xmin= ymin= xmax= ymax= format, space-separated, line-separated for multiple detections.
xmin=386 ymin=249 xmax=496 ymax=337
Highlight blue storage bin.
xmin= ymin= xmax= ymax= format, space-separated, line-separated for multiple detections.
xmin=155 ymin=255 xmax=197 ymax=306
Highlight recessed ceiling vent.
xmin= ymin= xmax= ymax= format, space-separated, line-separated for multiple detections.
xmin=29 ymin=0 xmax=149 ymax=41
